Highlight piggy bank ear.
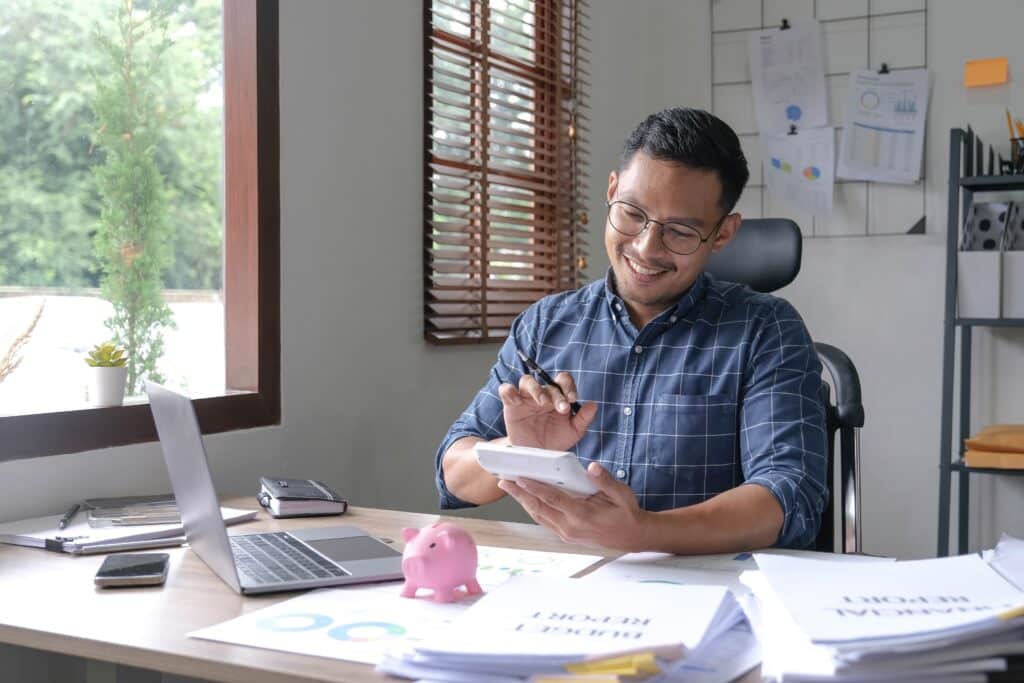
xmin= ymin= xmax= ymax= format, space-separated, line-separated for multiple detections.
xmin=402 ymin=527 xmax=419 ymax=542
xmin=437 ymin=530 xmax=455 ymax=551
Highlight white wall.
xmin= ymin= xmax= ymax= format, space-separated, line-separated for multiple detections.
xmin=698 ymin=0 xmax=1024 ymax=558
xmin=4 ymin=0 xmax=1021 ymax=563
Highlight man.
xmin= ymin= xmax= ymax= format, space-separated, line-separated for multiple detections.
xmin=434 ymin=107 xmax=828 ymax=554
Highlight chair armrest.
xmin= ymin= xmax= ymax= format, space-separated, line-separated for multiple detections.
xmin=814 ymin=342 xmax=865 ymax=429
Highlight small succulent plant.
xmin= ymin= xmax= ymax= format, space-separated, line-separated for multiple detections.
xmin=86 ymin=341 xmax=128 ymax=367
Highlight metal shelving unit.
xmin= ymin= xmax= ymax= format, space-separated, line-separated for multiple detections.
xmin=937 ymin=128 xmax=1024 ymax=557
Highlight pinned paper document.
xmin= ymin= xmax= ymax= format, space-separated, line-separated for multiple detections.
xmin=748 ymin=19 xmax=828 ymax=134
xmin=837 ymin=69 xmax=929 ymax=184
xmin=965 ymin=57 xmax=1009 ymax=88
xmin=760 ymin=126 xmax=834 ymax=214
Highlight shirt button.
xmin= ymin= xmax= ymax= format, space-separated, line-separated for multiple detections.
xmin=615 ymin=302 xmax=622 ymax=310
xmin=616 ymin=469 xmax=626 ymax=479
xmin=623 ymin=406 xmax=632 ymax=416
xmin=669 ymin=315 xmax=678 ymax=323
xmin=634 ymin=345 xmax=643 ymax=354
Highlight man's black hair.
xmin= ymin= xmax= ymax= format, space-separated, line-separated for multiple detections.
xmin=620 ymin=107 xmax=750 ymax=214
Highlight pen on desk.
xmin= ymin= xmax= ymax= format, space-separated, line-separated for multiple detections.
xmin=515 ymin=349 xmax=582 ymax=415
xmin=57 ymin=503 xmax=80 ymax=530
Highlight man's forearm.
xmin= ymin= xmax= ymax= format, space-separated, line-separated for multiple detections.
xmin=637 ymin=484 xmax=784 ymax=554
xmin=441 ymin=435 xmax=510 ymax=505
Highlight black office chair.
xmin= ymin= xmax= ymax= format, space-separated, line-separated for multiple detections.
xmin=706 ymin=218 xmax=864 ymax=554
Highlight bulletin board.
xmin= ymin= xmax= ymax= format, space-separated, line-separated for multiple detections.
xmin=710 ymin=0 xmax=928 ymax=238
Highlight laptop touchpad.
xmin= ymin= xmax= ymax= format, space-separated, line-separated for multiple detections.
xmin=306 ymin=535 xmax=402 ymax=563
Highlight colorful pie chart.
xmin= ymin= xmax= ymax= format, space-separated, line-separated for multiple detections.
xmin=257 ymin=613 xmax=333 ymax=632
xmin=803 ymin=166 xmax=821 ymax=180
xmin=328 ymin=621 xmax=407 ymax=642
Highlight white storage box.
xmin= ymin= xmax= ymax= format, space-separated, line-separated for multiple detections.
xmin=1002 ymin=251 xmax=1024 ymax=318
xmin=958 ymin=251 xmax=1001 ymax=319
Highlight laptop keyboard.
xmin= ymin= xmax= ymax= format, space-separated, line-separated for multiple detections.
xmin=230 ymin=533 xmax=349 ymax=585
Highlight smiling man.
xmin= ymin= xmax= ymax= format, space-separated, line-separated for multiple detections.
xmin=435 ymin=108 xmax=828 ymax=554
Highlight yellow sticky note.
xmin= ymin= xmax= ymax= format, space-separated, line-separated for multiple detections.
xmin=533 ymin=676 xmax=621 ymax=683
xmin=998 ymin=604 xmax=1024 ymax=621
xmin=964 ymin=57 xmax=1009 ymax=88
xmin=565 ymin=652 xmax=661 ymax=676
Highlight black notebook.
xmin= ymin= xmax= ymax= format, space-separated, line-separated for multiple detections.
xmin=257 ymin=477 xmax=348 ymax=518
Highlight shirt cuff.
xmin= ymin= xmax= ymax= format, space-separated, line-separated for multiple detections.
xmin=435 ymin=430 xmax=482 ymax=510
xmin=742 ymin=476 xmax=815 ymax=549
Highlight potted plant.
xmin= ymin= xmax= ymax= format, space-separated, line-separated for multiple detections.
xmin=86 ymin=341 xmax=129 ymax=407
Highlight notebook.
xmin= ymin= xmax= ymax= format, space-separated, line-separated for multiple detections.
xmin=257 ymin=477 xmax=348 ymax=518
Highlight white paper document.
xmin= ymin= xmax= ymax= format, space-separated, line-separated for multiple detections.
xmin=416 ymin=576 xmax=736 ymax=661
xmin=189 ymin=546 xmax=603 ymax=665
xmin=742 ymin=569 xmax=1021 ymax=682
xmin=650 ymin=619 xmax=761 ymax=683
xmin=585 ymin=549 xmax=893 ymax=591
xmin=389 ymin=575 xmax=745 ymax=681
xmin=761 ymin=126 xmax=834 ymax=214
xmin=754 ymin=553 xmax=1024 ymax=646
xmin=989 ymin=533 xmax=1024 ymax=591
xmin=837 ymin=69 xmax=929 ymax=183
xmin=748 ymin=20 xmax=828 ymax=134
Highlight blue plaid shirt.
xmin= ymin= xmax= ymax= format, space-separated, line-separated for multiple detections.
xmin=434 ymin=270 xmax=828 ymax=548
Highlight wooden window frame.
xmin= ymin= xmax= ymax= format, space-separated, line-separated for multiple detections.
xmin=423 ymin=0 xmax=588 ymax=345
xmin=0 ymin=0 xmax=280 ymax=462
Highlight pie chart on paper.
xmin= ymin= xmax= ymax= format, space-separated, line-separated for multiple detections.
xmin=803 ymin=166 xmax=821 ymax=180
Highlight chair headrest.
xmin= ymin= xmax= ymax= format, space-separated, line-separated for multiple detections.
xmin=705 ymin=218 xmax=802 ymax=293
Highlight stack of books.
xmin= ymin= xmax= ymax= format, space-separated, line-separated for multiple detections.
xmin=744 ymin=543 xmax=1024 ymax=682
xmin=376 ymin=575 xmax=745 ymax=681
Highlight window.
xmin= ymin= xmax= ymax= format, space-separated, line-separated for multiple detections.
xmin=0 ymin=0 xmax=279 ymax=460
xmin=424 ymin=0 xmax=589 ymax=344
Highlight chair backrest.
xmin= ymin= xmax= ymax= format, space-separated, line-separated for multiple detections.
xmin=705 ymin=218 xmax=802 ymax=292
xmin=705 ymin=217 xmax=862 ymax=553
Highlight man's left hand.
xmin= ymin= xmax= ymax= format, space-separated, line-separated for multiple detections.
xmin=497 ymin=462 xmax=650 ymax=552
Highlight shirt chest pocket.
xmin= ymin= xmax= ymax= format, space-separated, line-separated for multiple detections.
xmin=646 ymin=394 xmax=739 ymax=497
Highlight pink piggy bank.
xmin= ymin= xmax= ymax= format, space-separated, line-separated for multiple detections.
xmin=400 ymin=522 xmax=483 ymax=603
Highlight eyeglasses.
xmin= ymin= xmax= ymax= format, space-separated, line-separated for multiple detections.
xmin=606 ymin=200 xmax=725 ymax=256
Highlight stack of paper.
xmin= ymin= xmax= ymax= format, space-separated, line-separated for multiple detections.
xmin=377 ymin=575 xmax=744 ymax=680
xmin=0 ymin=506 xmax=255 ymax=554
xmin=745 ymin=547 xmax=1024 ymax=682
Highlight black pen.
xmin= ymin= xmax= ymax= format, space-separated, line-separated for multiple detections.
xmin=515 ymin=349 xmax=582 ymax=415
xmin=57 ymin=503 xmax=80 ymax=530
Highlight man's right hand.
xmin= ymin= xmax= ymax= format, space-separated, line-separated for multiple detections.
xmin=498 ymin=372 xmax=598 ymax=451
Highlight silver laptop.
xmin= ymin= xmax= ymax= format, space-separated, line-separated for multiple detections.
xmin=145 ymin=381 xmax=404 ymax=595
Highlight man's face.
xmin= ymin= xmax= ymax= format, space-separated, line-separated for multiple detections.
xmin=605 ymin=152 xmax=740 ymax=326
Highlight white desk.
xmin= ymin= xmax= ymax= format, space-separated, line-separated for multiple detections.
xmin=0 ymin=499 xmax=758 ymax=682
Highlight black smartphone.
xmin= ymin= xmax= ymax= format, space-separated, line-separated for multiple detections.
xmin=94 ymin=553 xmax=170 ymax=588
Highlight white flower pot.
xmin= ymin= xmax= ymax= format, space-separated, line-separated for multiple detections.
xmin=90 ymin=366 xmax=129 ymax=407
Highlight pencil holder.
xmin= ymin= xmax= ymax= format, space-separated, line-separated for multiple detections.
xmin=1012 ymin=138 xmax=1024 ymax=174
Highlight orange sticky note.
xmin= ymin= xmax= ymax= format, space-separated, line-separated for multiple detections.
xmin=964 ymin=57 xmax=1009 ymax=88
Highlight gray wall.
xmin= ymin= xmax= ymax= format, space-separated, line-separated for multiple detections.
xmin=0 ymin=1 xmax=700 ymax=534
xmin=3 ymin=0 xmax=1024 ymax=567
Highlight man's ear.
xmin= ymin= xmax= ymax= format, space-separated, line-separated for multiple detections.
xmin=710 ymin=213 xmax=742 ymax=253
xmin=606 ymin=170 xmax=618 ymax=203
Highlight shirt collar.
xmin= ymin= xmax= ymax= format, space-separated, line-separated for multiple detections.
xmin=604 ymin=268 xmax=708 ymax=325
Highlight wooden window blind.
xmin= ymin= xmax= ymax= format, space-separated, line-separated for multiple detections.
xmin=424 ymin=0 xmax=589 ymax=344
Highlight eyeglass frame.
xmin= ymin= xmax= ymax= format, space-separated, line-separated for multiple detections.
xmin=605 ymin=199 xmax=729 ymax=256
